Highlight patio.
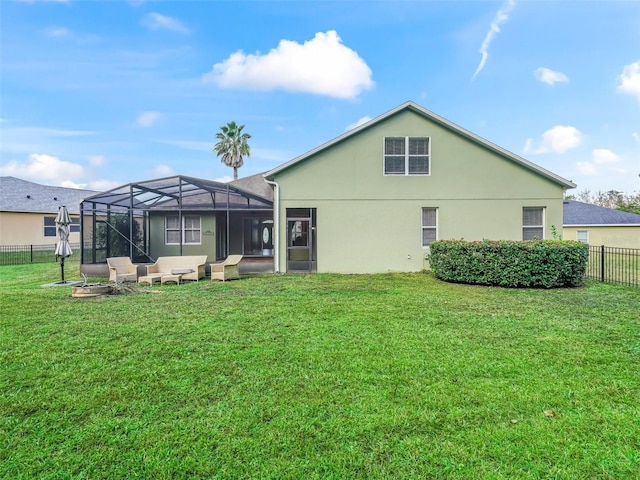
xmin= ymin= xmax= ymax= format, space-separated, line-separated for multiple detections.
xmin=79 ymin=175 xmax=274 ymax=278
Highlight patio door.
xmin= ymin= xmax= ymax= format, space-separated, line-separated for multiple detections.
xmin=286 ymin=208 xmax=316 ymax=272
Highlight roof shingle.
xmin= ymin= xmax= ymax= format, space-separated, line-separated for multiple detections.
xmin=563 ymin=200 xmax=640 ymax=225
xmin=0 ymin=176 xmax=97 ymax=215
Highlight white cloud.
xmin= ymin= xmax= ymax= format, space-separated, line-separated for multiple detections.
xmin=148 ymin=164 xmax=174 ymax=177
xmin=0 ymin=153 xmax=84 ymax=184
xmin=87 ymin=155 xmax=105 ymax=167
xmin=618 ymin=61 xmax=640 ymax=103
xmin=633 ymin=132 xmax=640 ymax=142
xmin=346 ymin=116 xmax=372 ymax=131
xmin=60 ymin=180 xmax=86 ymax=189
xmin=592 ymin=148 xmax=619 ymax=164
xmin=142 ymin=13 xmax=190 ymax=34
xmin=214 ymin=176 xmax=233 ymax=183
xmin=204 ymin=30 xmax=374 ymax=99
xmin=44 ymin=27 xmax=71 ymax=38
xmin=88 ymin=179 xmax=121 ymax=191
xmin=524 ymin=125 xmax=582 ymax=154
xmin=471 ymin=0 xmax=516 ymax=80
xmin=534 ymin=67 xmax=569 ymax=86
xmin=135 ymin=111 xmax=163 ymax=127
xmin=576 ymin=162 xmax=598 ymax=176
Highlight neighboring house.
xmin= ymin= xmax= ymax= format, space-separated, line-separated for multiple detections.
xmin=0 ymin=176 xmax=97 ymax=246
xmin=79 ymin=101 xmax=576 ymax=275
xmin=264 ymin=101 xmax=575 ymax=273
xmin=563 ymin=200 xmax=640 ymax=248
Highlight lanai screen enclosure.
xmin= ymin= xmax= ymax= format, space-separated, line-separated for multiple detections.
xmin=80 ymin=176 xmax=273 ymax=269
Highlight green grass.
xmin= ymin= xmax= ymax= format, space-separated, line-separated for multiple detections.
xmin=1 ymin=263 xmax=639 ymax=479
xmin=586 ymin=250 xmax=640 ymax=286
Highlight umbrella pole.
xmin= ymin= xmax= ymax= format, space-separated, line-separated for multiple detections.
xmin=61 ymin=257 xmax=65 ymax=283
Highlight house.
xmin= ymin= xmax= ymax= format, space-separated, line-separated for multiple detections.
xmin=79 ymin=101 xmax=576 ymax=276
xmin=0 ymin=176 xmax=97 ymax=246
xmin=263 ymin=101 xmax=575 ymax=273
xmin=563 ymin=200 xmax=640 ymax=248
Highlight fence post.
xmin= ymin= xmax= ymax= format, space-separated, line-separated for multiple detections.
xmin=30 ymin=244 xmax=33 ymax=263
xmin=600 ymin=245 xmax=605 ymax=283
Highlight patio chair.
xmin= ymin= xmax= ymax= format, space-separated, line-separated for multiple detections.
xmin=107 ymin=257 xmax=139 ymax=282
xmin=210 ymin=255 xmax=243 ymax=282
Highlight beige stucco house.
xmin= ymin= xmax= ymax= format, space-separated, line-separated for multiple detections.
xmin=264 ymin=101 xmax=575 ymax=273
xmin=563 ymin=200 xmax=640 ymax=248
xmin=0 ymin=176 xmax=97 ymax=246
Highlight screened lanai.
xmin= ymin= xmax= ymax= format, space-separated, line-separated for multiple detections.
xmin=80 ymin=175 xmax=273 ymax=269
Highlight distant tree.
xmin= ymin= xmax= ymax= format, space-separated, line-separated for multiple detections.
xmin=213 ymin=121 xmax=251 ymax=181
xmin=566 ymin=189 xmax=640 ymax=215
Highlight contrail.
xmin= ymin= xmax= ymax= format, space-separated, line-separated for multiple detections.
xmin=472 ymin=0 xmax=516 ymax=80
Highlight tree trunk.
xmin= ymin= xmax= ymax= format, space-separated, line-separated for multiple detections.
xmin=233 ymin=166 xmax=238 ymax=180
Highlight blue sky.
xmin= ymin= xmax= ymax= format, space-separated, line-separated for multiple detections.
xmin=1 ymin=0 xmax=639 ymax=194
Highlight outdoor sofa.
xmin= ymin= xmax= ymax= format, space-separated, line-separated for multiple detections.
xmin=145 ymin=255 xmax=208 ymax=282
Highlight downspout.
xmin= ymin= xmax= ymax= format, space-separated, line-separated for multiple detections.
xmin=264 ymin=178 xmax=280 ymax=274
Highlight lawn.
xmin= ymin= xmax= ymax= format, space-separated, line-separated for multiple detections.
xmin=1 ymin=263 xmax=639 ymax=479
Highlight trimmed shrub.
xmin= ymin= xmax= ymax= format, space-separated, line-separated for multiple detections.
xmin=428 ymin=239 xmax=589 ymax=288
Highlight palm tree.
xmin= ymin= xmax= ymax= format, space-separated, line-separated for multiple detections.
xmin=213 ymin=121 xmax=251 ymax=181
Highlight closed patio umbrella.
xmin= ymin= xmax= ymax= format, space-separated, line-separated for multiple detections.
xmin=54 ymin=205 xmax=73 ymax=283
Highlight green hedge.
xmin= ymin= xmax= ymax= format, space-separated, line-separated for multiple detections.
xmin=428 ymin=239 xmax=589 ymax=288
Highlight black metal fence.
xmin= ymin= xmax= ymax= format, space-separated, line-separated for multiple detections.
xmin=0 ymin=243 xmax=81 ymax=266
xmin=586 ymin=245 xmax=639 ymax=287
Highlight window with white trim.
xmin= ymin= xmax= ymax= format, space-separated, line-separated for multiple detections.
xmin=522 ymin=207 xmax=544 ymax=240
xmin=44 ymin=216 xmax=80 ymax=236
xmin=422 ymin=207 xmax=437 ymax=247
xmin=44 ymin=216 xmax=57 ymax=237
xmin=165 ymin=215 xmax=201 ymax=245
xmin=384 ymin=136 xmax=430 ymax=175
xmin=576 ymin=230 xmax=589 ymax=244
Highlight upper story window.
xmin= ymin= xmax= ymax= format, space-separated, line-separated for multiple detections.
xmin=384 ymin=136 xmax=430 ymax=175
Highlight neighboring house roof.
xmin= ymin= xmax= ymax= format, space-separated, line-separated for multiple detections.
xmin=264 ymin=101 xmax=576 ymax=189
xmin=0 ymin=176 xmax=98 ymax=215
xmin=230 ymin=172 xmax=274 ymax=201
xmin=563 ymin=200 xmax=640 ymax=226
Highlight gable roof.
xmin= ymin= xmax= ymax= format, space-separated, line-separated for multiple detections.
xmin=563 ymin=200 xmax=640 ymax=226
xmin=0 ymin=176 xmax=98 ymax=215
xmin=264 ymin=101 xmax=576 ymax=189
xmin=230 ymin=172 xmax=273 ymax=201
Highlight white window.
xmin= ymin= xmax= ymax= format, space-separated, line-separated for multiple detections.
xmin=165 ymin=215 xmax=201 ymax=245
xmin=522 ymin=207 xmax=544 ymax=240
xmin=183 ymin=216 xmax=201 ymax=244
xmin=384 ymin=137 xmax=430 ymax=175
xmin=44 ymin=216 xmax=79 ymax=236
xmin=422 ymin=207 xmax=437 ymax=247
xmin=44 ymin=216 xmax=57 ymax=237
xmin=576 ymin=230 xmax=589 ymax=243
